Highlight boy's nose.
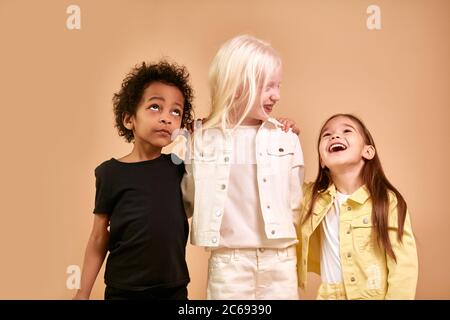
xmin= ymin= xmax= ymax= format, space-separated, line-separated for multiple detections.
xmin=159 ymin=118 xmax=172 ymax=125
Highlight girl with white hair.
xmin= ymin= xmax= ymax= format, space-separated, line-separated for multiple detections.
xmin=182 ymin=35 xmax=304 ymax=299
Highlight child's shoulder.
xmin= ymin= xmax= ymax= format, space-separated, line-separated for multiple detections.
xmin=94 ymin=158 xmax=116 ymax=176
xmin=166 ymin=153 xmax=185 ymax=166
xmin=163 ymin=153 xmax=186 ymax=177
xmin=302 ymin=182 xmax=315 ymax=200
xmin=271 ymin=128 xmax=302 ymax=154
xmin=271 ymin=126 xmax=299 ymax=142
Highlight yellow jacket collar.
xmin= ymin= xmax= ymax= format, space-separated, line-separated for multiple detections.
xmin=323 ymin=183 xmax=370 ymax=205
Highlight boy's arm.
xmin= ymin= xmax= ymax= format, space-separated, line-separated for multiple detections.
xmin=73 ymin=213 xmax=110 ymax=300
xmin=181 ymin=164 xmax=194 ymax=219
xmin=385 ymin=200 xmax=419 ymax=299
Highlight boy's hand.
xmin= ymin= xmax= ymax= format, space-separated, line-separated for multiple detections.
xmin=73 ymin=290 xmax=89 ymax=300
xmin=276 ymin=117 xmax=300 ymax=135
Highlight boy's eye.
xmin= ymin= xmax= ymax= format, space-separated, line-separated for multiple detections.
xmin=322 ymin=133 xmax=331 ymax=138
xmin=149 ymin=104 xmax=160 ymax=111
xmin=171 ymin=109 xmax=182 ymax=117
xmin=343 ymin=129 xmax=352 ymax=133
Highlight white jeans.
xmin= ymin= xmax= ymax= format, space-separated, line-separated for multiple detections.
xmin=206 ymin=246 xmax=299 ymax=300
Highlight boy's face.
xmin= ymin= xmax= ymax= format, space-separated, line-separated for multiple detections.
xmin=125 ymin=82 xmax=184 ymax=149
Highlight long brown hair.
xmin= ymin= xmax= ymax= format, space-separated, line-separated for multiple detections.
xmin=305 ymin=114 xmax=407 ymax=262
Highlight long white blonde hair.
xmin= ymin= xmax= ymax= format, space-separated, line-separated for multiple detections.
xmin=204 ymin=35 xmax=281 ymax=131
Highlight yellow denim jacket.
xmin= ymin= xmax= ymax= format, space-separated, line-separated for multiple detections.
xmin=296 ymin=183 xmax=418 ymax=299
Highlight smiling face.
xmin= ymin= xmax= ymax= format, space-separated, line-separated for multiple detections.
xmin=243 ymin=67 xmax=282 ymax=124
xmin=123 ymin=81 xmax=184 ymax=149
xmin=319 ymin=115 xmax=375 ymax=172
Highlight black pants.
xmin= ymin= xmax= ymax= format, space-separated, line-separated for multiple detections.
xmin=105 ymin=285 xmax=188 ymax=300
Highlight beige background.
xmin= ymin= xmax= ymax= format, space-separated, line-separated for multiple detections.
xmin=0 ymin=0 xmax=449 ymax=299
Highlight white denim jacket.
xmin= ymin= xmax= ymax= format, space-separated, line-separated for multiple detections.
xmin=180 ymin=118 xmax=304 ymax=247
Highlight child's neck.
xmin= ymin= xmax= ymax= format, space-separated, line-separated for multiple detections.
xmin=122 ymin=142 xmax=162 ymax=162
xmin=240 ymin=117 xmax=262 ymax=126
xmin=330 ymin=167 xmax=364 ymax=195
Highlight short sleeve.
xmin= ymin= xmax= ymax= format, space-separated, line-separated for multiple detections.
xmin=169 ymin=153 xmax=186 ymax=177
xmin=93 ymin=162 xmax=114 ymax=214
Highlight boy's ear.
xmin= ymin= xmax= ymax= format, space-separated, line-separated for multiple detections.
xmin=363 ymin=145 xmax=376 ymax=160
xmin=123 ymin=113 xmax=134 ymax=130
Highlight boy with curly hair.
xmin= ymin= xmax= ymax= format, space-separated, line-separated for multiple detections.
xmin=74 ymin=60 xmax=194 ymax=300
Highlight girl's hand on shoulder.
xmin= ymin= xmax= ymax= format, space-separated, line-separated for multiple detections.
xmin=276 ymin=117 xmax=301 ymax=135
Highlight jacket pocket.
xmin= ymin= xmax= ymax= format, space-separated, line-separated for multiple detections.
xmin=351 ymin=216 xmax=376 ymax=253
xmin=208 ymin=252 xmax=232 ymax=271
xmin=266 ymin=144 xmax=294 ymax=157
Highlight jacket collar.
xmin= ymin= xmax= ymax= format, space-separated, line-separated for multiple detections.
xmin=260 ymin=117 xmax=284 ymax=130
xmin=221 ymin=117 xmax=283 ymax=136
xmin=325 ymin=183 xmax=370 ymax=204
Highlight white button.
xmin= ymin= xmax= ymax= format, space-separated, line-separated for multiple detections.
xmin=271 ymin=230 xmax=275 ymax=235
xmin=259 ymin=152 xmax=263 ymax=156
xmin=215 ymin=209 xmax=222 ymax=217
xmin=221 ymin=184 xmax=226 ymax=190
xmin=263 ymin=178 xmax=267 ymax=182
xmin=224 ymin=156 xmax=229 ymax=162
xmin=212 ymin=237 xmax=217 ymax=243
xmin=363 ymin=217 xmax=368 ymax=224
xmin=267 ymin=205 xmax=271 ymax=209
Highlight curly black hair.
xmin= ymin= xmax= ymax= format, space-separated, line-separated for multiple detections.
xmin=112 ymin=60 xmax=194 ymax=142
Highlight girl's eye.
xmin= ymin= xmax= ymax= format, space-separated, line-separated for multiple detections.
xmin=344 ymin=129 xmax=352 ymax=133
xmin=149 ymin=104 xmax=160 ymax=111
xmin=322 ymin=133 xmax=331 ymax=138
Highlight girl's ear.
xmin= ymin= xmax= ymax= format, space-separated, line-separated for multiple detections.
xmin=123 ymin=113 xmax=134 ymax=131
xmin=363 ymin=145 xmax=376 ymax=160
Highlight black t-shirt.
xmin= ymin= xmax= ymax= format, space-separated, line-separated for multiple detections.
xmin=93 ymin=153 xmax=190 ymax=290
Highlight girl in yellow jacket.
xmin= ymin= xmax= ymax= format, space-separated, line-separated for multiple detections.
xmin=297 ymin=113 xmax=418 ymax=300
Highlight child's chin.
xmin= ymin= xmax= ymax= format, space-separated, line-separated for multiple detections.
xmin=151 ymin=137 xmax=172 ymax=148
xmin=327 ymin=160 xmax=351 ymax=169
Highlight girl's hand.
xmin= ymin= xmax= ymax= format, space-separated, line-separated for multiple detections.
xmin=276 ymin=117 xmax=301 ymax=135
